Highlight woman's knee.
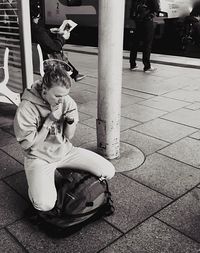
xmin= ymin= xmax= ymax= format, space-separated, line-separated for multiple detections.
xmin=29 ymin=191 xmax=56 ymax=212
xmin=101 ymin=161 xmax=115 ymax=180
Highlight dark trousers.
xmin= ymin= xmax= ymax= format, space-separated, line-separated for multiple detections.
xmin=130 ymin=19 xmax=155 ymax=70
xmin=68 ymin=61 xmax=79 ymax=79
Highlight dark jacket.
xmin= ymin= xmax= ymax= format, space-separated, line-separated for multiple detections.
xmin=31 ymin=22 xmax=65 ymax=59
xmin=130 ymin=0 xmax=160 ymax=21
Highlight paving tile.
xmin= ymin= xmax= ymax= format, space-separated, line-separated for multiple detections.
xmin=7 ymin=219 xmax=121 ymax=253
xmin=121 ymin=104 xmax=166 ymax=122
xmin=121 ymin=94 xmax=144 ymax=107
xmin=78 ymin=100 xmax=97 ymax=117
xmin=78 ymin=112 xmax=93 ymax=122
xmin=163 ymin=90 xmax=200 ymax=103
xmin=156 ymin=188 xmax=200 ymax=243
xmin=186 ymin=102 xmax=200 ymax=110
xmin=0 ymin=103 xmax=16 ymax=127
xmin=133 ymin=118 xmax=196 ymax=142
xmin=0 ymin=151 xmax=23 ymax=179
xmin=122 ymin=88 xmax=155 ymax=99
xmin=104 ymin=174 xmax=171 ymax=232
xmin=1 ymin=124 xmax=15 ymax=136
xmin=121 ymin=129 xmax=168 ymax=156
xmin=190 ymin=131 xmax=200 ymax=140
xmin=0 ymin=229 xmax=25 ymax=253
xmin=0 ymin=181 xmax=28 ymax=228
xmin=1 ymin=142 xmax=24 ymax=164
xmin=101 ymin=217 xmax=200 ymax=253
xmin=138 ymin=96 xmax=190 ymax=112
xmin=71 ymin=123 xmax=96 ymax=147
xmin=159 ymin=137 xmax=200 ymax=168
xmin=71 ymin=90 xmax=97 ymax=104
xmin=161 ymin=108 xmax=200 ymax=128
xmin=126 ymin=153 xmax=200 ymax=199
xmin=4 ymin=171 xmax=28 ymax=200
xmin=81 ymin=117 xmax=140 ymax=131
xmin=0 ymin=129 xmax=16 ymax=147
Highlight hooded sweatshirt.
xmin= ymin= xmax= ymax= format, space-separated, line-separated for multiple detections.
xmin=14 ymin=80 xmax=79 ymax=163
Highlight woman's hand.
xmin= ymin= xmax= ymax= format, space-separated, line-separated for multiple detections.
xmin=62 ymin=30 xmax=70 ymax=40
xmin=49 ymin=100 xmax=63 ymax=121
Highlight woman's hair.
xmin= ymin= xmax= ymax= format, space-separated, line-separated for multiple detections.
xmin=42 ymin=60 xmax=72 ymax=89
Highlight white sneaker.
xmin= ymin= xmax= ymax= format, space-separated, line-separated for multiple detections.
xmin=144 ymin=66 xmax=156 ymax=73
xmin=130 ymin=65 xmax=139 ymax=71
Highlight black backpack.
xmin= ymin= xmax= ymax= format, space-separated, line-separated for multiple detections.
xmin=26 ymin=170 xmax=114 ymax=238
xmin=131 ymin=0 xmax=151 ymax=20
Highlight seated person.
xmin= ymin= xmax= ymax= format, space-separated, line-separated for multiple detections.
xmin=14 ymin=60 xmax=115 ymax=212
xmin=30 ymin=4 xmax=85 ymax=82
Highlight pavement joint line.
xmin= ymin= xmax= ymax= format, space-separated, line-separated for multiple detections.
xmin=65 ymin=48 xmax=200 ymax=70
xmin=2 ymin=177 xmax=28 ymax=203
xmin=159 ymin=116 xmax=200 ymax=130
xmin=4 ymin=227 xmax=29 ymax=253
xmin=154 ymin=216 xmax=200 ymax=244
xmin=0 ymin=148 xmax=23 ymax=166
xmin=121 ymin=172 xmax=174 ymax=200
xmin=156 ymin=152 xmax=200 ymax=172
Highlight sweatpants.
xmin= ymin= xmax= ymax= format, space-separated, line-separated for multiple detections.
xmin=24 ymin=147 xmax=115 ymax=211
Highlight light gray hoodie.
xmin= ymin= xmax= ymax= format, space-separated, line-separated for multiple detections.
xmin=14 ymin=80 xmax=79 ymax=163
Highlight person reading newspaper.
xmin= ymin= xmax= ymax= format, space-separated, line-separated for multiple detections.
xmin=30 ymin=3 xmax=85 ymax=82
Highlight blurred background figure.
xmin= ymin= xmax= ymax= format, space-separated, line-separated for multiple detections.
xmin=129 ymin=0 xmax=160 ymax=72
xmin=30 ymin=2 xmax=85 ymax=82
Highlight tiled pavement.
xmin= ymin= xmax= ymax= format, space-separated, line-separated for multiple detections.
xmin=0 ymin=47 xmax=200 ymax=252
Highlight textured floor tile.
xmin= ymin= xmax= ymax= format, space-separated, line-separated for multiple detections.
xmin=71 ymin=90 xmax=97 ymax=104
xmin=0 ymin=129 xmax=16 ymax=147
xmin=4 ymin=171 xmax=28 ymax=200
xmin=163 ymin=90 xmax=200 ymax=103
xmin=0 ymin=229 xmax=25 ymax=253
xmin=156 ymin=188 xmax=200 ymax=242
xmin=71 ymin=123 xmax=96 ymax=147
xmin=121 ymin=94 xmax=144 ymax=107
xmin=126 ymin=153 xmax=200 ymax=199
xmin=186 ymin=102 xmax=200 ymax=110
xmin=105 ymin=174 xmax=170 ymax=232
xmin=121 ymin=104 xmax=166 ymax=122
xmin=78 ymin=100 xmax=97 ymax=117
xmin=138 ymin=96 xmax=189 ymax=112
xmin=1 ymin=142 xmax=24 ymax=164
xmin=133 ymin=118 xmax=196 ymax=142
xmin=121 ymin=129 xmax=168 ymax=156
xmin=7 ymin=219 xmax=121 ymax=253
xmin=122 ymin=88 xmax=155 ymax=99
xmin=101 ymin=217 xmax=200 ymax=253
xmin=0 ymin=151 xmax=23 ymax=179
xmin=190 ymin=131 xmax=200 ymax=140
xmin=78 ymin=112 xmax=93 ymax=122
xmin=81 ymin=117 xmax=140 ymax=131
xmin=161 ymin=108 xmax=200 ymax=128
xmin=159 ymin=137 xmax=200 ymax=168
xmin=1 ymin=124 xmax=15 ymax=136
xmin=0 ymin=181 xmax=28 ymax=228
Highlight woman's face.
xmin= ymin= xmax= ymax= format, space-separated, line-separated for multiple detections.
xmin=42 ymin=83 xmax=70 ymax=106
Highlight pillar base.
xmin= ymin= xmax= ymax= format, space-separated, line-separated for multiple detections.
xmin=80 ymin=141 xmax=145 ymax=173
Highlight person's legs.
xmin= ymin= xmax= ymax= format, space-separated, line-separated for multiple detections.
xmin=58 ymin=147 xmax=115 ymax=180
xmin=130 ymin=25 xmax=141 ymax=69
xmin=24 ymin=157 xmax=58 ymax=211
xmin=142 ymin=20 xmax=154 ymax=71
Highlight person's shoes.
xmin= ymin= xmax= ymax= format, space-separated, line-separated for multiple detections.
xmin=74 ymin=74 xmax=86 ymax=82
xmin=144 ymin=66 xmax=156 ymax=73
xmin=130 ymin=65 xmax=139 ymax=71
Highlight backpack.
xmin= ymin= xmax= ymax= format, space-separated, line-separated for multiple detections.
xmin=131 ymin=0 xmax=151 ymax=20
xmin=27 ymin=170 xmax=114 ymax=238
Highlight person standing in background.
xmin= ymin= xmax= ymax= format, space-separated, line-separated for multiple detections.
xmin=129 ymin=0 xmax=160 ymax=72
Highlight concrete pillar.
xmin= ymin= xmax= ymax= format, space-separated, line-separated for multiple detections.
xmin=97 ymin=0 xmax=125 ymax=159
xmin=18 ymin=0 xmax=34 ymax=90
